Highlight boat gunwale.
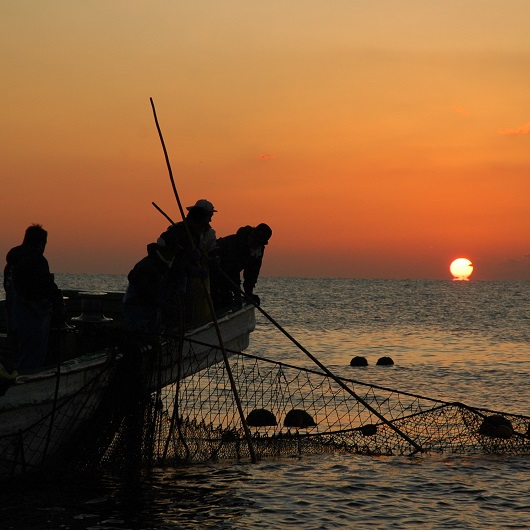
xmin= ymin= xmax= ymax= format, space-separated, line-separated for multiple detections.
xmin=2 ymin=303 xmax=255 ymax=390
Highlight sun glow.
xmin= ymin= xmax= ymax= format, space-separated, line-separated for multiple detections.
xmin=450 ymin=258 xmax=473 ymax=281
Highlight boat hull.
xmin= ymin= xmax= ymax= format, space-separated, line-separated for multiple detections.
xmin=0 ymin=303 xmax=255 ymax=480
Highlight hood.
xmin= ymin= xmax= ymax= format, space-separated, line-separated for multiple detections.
xmin=6 ymin=244 xmax=41 ymax=267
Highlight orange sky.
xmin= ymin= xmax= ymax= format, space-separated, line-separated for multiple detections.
xmin=2 ymin=2 xmax=529 ymax=280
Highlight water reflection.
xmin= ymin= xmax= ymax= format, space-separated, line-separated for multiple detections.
xmin=249 ymin=323 xmax=530 ymax=414
xmin=1 ymin=276 xmax=529 ymax=528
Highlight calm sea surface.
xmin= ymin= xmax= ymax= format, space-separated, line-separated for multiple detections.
xmin=1 ymin=275 xmax=530 ymax=529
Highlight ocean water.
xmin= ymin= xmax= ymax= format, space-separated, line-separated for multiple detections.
xmin=2 ymin=275 xmax=530 ymax=529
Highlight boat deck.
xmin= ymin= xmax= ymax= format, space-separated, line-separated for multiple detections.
xmin=1 ymin=290 xmax=131 ymax=370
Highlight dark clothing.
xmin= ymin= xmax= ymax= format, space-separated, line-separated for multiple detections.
xmin=212 ymin=226 xmax=267 ymax=310
xmin=125 ymin=244 xmax=179 ymax=308
xmin=123 ymin=220 xmax=211 ymax=334
xmin=4 ymin=243 xmax=64 ymax=373
xmin=4 ymin=244 xmax=63 ymax=306
xmin=123 ymin=243 xmax=183 ymax=334
xmin=160 ymin=220 xmax=212 ymax=328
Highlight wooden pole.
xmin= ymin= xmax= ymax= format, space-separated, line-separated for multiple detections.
xmin=150 ymin=99 xmax=185 ymax=221
xmin=152 ymin=201 xmax=175 ymax=225
xmin=149 ymin=98 xmax=257 ymax=463
xmin=151 ymin=199 xmax=422 ymax=453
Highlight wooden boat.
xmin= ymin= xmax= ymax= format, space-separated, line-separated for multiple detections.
xmin=0 ymin=290 xmax=255 ymax=480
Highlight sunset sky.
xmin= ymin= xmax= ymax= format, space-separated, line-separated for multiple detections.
xmin=2 ymin=2 xmax=529 ymax=280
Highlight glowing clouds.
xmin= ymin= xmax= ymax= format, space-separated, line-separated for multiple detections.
xmin=499 ymin=122 xmax=530 ymax=136
xmin=450 ymin=258 xmax=473 ymax=281
xmin=453 ymin=104 xmax=470 ymax=117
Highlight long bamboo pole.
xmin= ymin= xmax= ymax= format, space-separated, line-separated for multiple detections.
xmin=152 ymin=202 xmax=174 ymax=226
xmin=150 ymin=100 xmax=185 ymax=221
xmin=151 ymin=189 xmax=423 ymax=453
xmin=149 ymin=98 xmax=257 ymax=463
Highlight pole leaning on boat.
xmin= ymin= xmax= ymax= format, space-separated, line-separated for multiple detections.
xmin=149 ymin=98 xmax=257 ymax=463
xmin=149 ymin=162 xmax=420 ymax=452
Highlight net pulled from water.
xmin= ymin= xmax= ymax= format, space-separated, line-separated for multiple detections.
xmin=90 ymin=336 xmax=530 ymax=470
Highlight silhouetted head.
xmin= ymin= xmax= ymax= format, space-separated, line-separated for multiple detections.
xmin=23 ymin=224 xmax=47 ymax=252
xmin=186 ymin=199 xmax=216 ymax=221
xmin=249 ymin=223 xmax=272 ymax=249
xmin=186 ymin=206 xmax=212 ymax=232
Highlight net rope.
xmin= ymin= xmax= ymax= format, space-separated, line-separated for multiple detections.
xmin=92 ymin=337 xmax=530 ymax=469
xmin=3 ymin=333 xmax=529 ymax=480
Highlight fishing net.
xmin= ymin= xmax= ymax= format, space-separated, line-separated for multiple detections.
xmin=91 ymin=336 xmax=530 ymax=471
xmin=3 ymin=325 xmax=530 ymax=482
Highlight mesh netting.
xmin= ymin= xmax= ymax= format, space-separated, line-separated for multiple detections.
xmin=90 ymin=338 xmax=530 ymax=470
xmin=3 ymin=334 xmax=529 ymax=481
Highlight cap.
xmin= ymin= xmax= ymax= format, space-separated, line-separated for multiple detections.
xmin=186 ymin=199 xmax=217 ymax=213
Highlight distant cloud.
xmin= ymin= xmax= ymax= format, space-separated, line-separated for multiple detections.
xmin=453 ymin=104 xmax=470 ymax=117
xmin=257 ymin=153 xmax=276 ymax=160
xmin=497 ymin=254 xmax=530 ymax=280
xmin=506 ymin=254 xmax=530 ymax=265
xmin=477 ymin=253 xmax=530 ymax=280
xmin=499 ymin=121 xmax=530 ymax=135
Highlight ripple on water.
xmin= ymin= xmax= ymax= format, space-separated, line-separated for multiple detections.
xmin=1 ymin=277 xmax=529 ymax=528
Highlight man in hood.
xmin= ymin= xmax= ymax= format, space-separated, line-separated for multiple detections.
xmin=3 ymin=224 xmax=65 ymax=374
xmin=212 ymin=223 xmax=272 ymax=312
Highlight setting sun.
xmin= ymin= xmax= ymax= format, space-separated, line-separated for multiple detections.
xmin=1 ymin=4 xmax=530 ymax=280
xmin=450 ymin=258 xmax=474 ymax=281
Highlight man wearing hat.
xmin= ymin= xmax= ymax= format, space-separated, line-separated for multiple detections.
xmin=186 ymin=199 xmax=217 ymax=255
xmin=187 ymin=199 xmax=216 ymax=215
